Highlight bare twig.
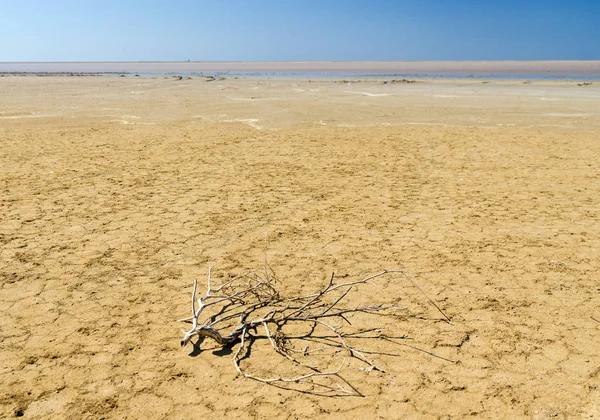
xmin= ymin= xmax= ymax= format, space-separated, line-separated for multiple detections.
xmin=180 ymin=259 xmax=451 ymax=395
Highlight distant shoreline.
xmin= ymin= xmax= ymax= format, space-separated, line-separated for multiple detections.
xmin=1 ymin=61 xmax=600 ymax=75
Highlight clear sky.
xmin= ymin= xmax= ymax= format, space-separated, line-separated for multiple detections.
xmin=1 ymin=0 xmax=598 ymax=62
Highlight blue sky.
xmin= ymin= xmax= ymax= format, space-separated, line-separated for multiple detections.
xmin=1 ymin=0 xmax=598 ymax=61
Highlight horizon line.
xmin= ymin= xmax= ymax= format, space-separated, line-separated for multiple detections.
xmin=2 ymin=59 xmax=600 ymax=64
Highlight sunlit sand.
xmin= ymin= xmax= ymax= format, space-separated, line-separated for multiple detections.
xmin=1 ymin=75 xmax=598 ymax=417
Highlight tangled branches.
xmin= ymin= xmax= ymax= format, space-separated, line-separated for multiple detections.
xmin=179 ymin=266 xmax=451 ymax=396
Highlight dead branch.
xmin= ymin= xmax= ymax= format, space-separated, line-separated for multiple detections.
xmin=180 ymin=264 xmax=451 ymax=396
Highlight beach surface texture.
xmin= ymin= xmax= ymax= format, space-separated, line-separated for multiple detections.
xmin=1 ymin=74 xmax=599 ymax=418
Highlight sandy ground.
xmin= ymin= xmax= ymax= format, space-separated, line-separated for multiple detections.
xmin=1 ymin=76 xmax=599 ymax=418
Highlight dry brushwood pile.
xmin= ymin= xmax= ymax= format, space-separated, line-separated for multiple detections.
xmin=179 ymin=264 xmax=452 ymax=396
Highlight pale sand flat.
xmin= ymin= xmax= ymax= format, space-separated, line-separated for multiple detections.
xmin=1 ymin=76 xmax=598 ymax=418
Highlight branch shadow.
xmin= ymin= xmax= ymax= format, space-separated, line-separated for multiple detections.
xmin=187 ymin=336 xmax=205 ymax=357
xmin=212 ymin=332 xmax=267 ymax=359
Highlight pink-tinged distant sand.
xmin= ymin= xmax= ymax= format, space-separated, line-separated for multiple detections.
xmin=1 ymin=60 xmax=600 ymax=74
